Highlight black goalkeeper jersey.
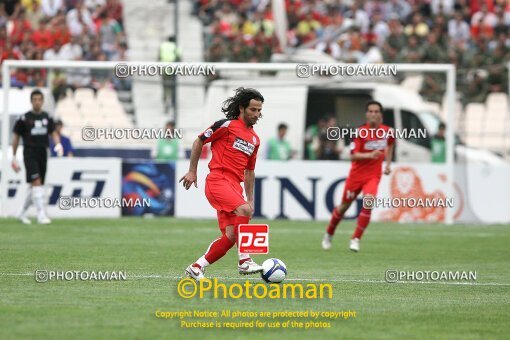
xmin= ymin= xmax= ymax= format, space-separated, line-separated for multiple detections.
xmin=13 ymin=111 xmax=55 ymax=148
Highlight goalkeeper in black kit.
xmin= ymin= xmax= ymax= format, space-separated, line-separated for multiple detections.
xmin=11 ymin=89 xmax=63 ymax=224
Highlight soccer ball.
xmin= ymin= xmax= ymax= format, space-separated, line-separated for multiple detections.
xmin=261 ymin=258 xmax=287 ymax=283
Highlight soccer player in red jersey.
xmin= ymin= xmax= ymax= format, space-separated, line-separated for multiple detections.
xmin=322 ymin=100 xmax=395 ymax=252
xmin=180 ymin=88 xmax=264 ymax=281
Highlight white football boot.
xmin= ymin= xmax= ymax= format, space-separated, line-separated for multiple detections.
xmin=349 ymin=238 xmax=360 ymax=252
xmin=185 ymin=264 xmax=205 ymax=281
xmin=37 ymin=213 xmax=51 ymax=225
xmin=18 ymin=213 xmax=32 ymax=225
xmin=322 ymin=233 xmax=332 ymax=250
xmin=238 ymin=259 xmax=263 ymax=275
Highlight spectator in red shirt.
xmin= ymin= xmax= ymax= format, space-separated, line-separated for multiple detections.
xmin=471 ymin=3 xmax=497 ymax=39
xmin=1 ymin=42 xmax=23 ymax=64
xmin=470 ymin=0 xmax=494 ymax=16
xmin=31 ymin=19 xmax=55 ymax=50
xmin=0 ymin=26 xmax=7 ymax=49
xmin=50 ymin=20 xmax=71 ymax=46
xmin=9 ymin=11 xmax=32 ymax=45
xmin=106 ymin=0 xmax=123 ymax=27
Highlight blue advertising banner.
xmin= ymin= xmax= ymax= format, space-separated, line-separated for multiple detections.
xmin=121 ymin=161 xmax=175 ymax=216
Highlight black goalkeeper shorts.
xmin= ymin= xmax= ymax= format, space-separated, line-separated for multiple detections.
xmin=23 ymin=147 xmax=48 ymax=184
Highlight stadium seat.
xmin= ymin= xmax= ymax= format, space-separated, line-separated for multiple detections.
xmin=99 ymin=101 xmax=124 ymax=112
xmin=464 ymin=103 xmax=486 ymax=147
xmin=486 ymin=93 xmax=508 ymax=111
xmin=422 ymin=102 xmax=441 ymax=115
xmin=97 ymin=88 xmax=118 ymax=103
xmin=440 ymin=96 xmax=463 ymax=123
xmin=482 ymin=118 xmax=509 ymax=150
xmin=63 ymin=115 xmax=85 ymax=128
xmin=74 ymin=88 xmax=95 ymax=104
xmin=98 ymin=97 xmax=120 ymax=107
xmin=79 ymin=103 xmax=101 ymax=116
xmin=481 ymin=94 xmax=510 ymax=151
xmin=55 ymin=98 xmax=79 ymax=119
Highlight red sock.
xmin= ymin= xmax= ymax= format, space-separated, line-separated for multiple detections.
xmin=204 ymin=234 xmax=235 ymax=264
xmin=352 ymin=207 xmax=371 ymax=239
xmin=326 ymin=208 xmax=343 ymax=236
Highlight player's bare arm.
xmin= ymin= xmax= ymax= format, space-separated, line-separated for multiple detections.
xmin=384 ymin=143 xmax=394 ymax=175
xmin=11 ymin=133 xmax=21 ymax=172
xmin=51 ymin=131 xmax=64 ymax=157
xmin=244 ymin=169 xmax=255 ymax=214
xmin=179 ymin=137 xmax=203 ymax=189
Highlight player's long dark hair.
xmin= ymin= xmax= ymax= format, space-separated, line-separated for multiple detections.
xmin=221 ymin=87 xmax=264 ymax=119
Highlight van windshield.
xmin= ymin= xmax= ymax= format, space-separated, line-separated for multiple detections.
xmin=419 ymin=111 xmax=441 ymax=135
xmin=419 ymin=111 xmax=463 ymax=145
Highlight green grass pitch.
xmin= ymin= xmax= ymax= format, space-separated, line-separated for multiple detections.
xmin=1 ymin=218 xmax=509 ymax=339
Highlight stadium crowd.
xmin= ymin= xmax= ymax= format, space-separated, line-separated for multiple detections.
xmin=195 ymin=0 xmax=510 ymax=105
xmin=0 ymin=0 xmax=127 ymax=96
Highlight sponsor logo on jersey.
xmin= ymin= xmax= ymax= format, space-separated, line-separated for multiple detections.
xmin=233 ymin=137 xmax=255 ymax=156
xmin=365 ymin=140 xmax=387 ymax=150
xmin=31 ymin=120 xmax=48 ymax=135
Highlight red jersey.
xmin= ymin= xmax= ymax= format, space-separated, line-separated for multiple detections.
xmin=31 ymin=29 xmax=55 ymax=50
xmin=199 ymin=118 xmax=260 ymax=183
xmin=349 ymin=124 xmax=394 ymax=180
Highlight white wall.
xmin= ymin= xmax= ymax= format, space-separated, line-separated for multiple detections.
xmin=5 ymin=158 xmax=121 ymax=218
xmin=176 ymin=160 xmax=510 ymax=224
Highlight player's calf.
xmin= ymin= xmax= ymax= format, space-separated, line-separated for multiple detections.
xmin=322 ymin=202 xmax=351 ymax=250
xmin=352 ymin=205 xmax=372 ymax=241
xmin=185 ymin=232 xmax=235 ymax=281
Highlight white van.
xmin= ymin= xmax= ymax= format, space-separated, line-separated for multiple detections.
xmin=304 ymin=82 xmax=505 ymax=164
xmin=200 ymin=79 xmax=505 ymax=164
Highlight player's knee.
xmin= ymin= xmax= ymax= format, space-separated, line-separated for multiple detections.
xmin=224 ymin=226 xmax=236 ymax=242
xmin=235 ymin=204 xmax=252 ymax=217
xmin=339 ymin=201 xmax=351 ymax=214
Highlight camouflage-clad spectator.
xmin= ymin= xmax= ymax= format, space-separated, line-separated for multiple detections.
xmin=383 ymin=15 xmax=405 ymax=62
xmin=192 ymin=0 xmax=510 ymax=105
xmin=420 ymin=74 xmax=446 ymax=105
xmin=421 ymin=32 xmax=447 ymax=63
xmin=400 ymin=35 xmax=422 ymax=63
xmin=462 ymin=70 xmax=490 ymax=107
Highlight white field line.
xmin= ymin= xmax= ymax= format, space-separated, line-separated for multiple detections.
xmin=1 ymin=272 xmax=510 ymax=286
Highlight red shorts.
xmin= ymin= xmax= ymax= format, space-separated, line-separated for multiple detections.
xmin=341 ymin=176 xmax=380 ymax=203
xmin=205 ymin=172 xmax=246 ymax=231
